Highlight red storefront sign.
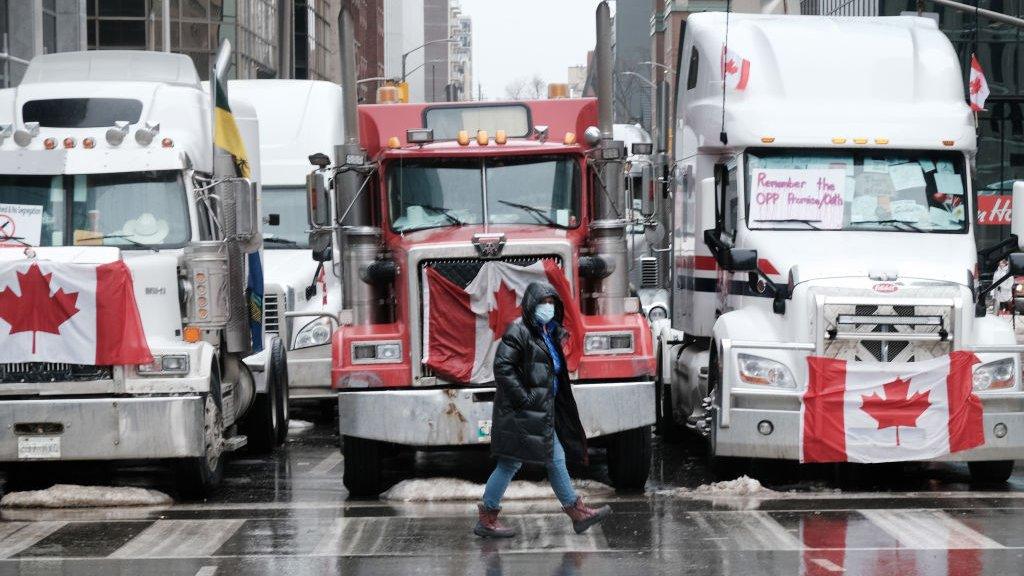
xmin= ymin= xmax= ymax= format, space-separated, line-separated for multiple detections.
xmin=977 ymin=195 xmax=1012 ymax=225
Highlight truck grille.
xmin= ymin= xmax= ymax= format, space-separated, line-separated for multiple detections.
xmin=264 ymin=288 xmax=285 ymax=338
xmin=821 ymin=303 xmax=953 ymax=362
xmin=0 ymin=363 xmax=113 ymax=383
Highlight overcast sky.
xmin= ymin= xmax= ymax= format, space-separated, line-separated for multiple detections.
xmin=458 ymin=0 xmax=606 ymax=100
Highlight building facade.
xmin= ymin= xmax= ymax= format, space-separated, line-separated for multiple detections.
xmin=568 ymin=64 xmax=587 ymax=98
xmin=1 ymin=0 xmax=87 ymax=87
xmin=448 ymin=0 xmax=471 ymax=101
xmin=423 ymin=0 xmax=449 ymax=102
xmin=614 ymin=0 xmax=653 ymax=126
xmin=384 ymin=0 xmax=425 ymax=102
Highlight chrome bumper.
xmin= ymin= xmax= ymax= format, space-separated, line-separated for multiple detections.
xmin=338 ymin=381 xmax=655 ymax=446
xmin=0 ymin=396 xmax=206 ymax=462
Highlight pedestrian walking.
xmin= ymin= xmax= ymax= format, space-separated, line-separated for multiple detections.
xmin=474 ymin=281 xmax=611 ymax=538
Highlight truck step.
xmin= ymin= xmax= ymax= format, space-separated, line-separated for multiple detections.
xmin=224 ymin=435 xmax=248 ymax=452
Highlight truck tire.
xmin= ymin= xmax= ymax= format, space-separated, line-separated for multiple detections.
xmin=244 ymin=339 xmax=286 ymax=453
xmin=606 ymin=425 xmax=652 ymax=491
xmin=273 ymin=341 xmax=290 ymax=446
xmin=655 ymin=380 xmax=682 ymax=443
xmin=968 ymin=460 xmax=1015 ymax=483
xmin=175 ymin=390 xmax=225 ymax=500
xmin=343 ymin=435 xmax=383 ymax=498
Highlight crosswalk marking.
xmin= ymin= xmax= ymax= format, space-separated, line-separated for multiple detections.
xmin=194 ymin=567 xmax=218 ymax=576
xmin=689 ymin=512 xmax=803 ymax=550
xmin=810 ymin=558 xmax=846 ymax=572
xmin=308 ymin=451 xmax=344 ymax=476
xmin=0 ymin=522 xmax=66 ymax=559
xmin=109 ymin=520 xmax=245 ymax=558
xmin=858 ymin=510 xmax=1004 ymax=550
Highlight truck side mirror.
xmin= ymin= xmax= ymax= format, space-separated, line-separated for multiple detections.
xmin=217 ymin=178 xmax=257 ymax=242
xmin=311 ymin=239 xmax=332 ymax=262
xmin=1013 ymin=181 xmax=1024 ymax=250
xmin=307 ymin=171 xmax=331 ymax=228
xmin=727 ymin=248 xmax=758 ymax=272
xmin=1010 ymin=252 xmax=1024 ymax=276
xmin=639 ymin=162 xmax=655 ymax=217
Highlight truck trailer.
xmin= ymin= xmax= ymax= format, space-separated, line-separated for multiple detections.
xmin=654 ymin=14 xmax=1024 ymax=482
xmin=309 ymin=1 xmax=657 ymax=497
xmin=0 ymin=48 xmax=287 ymax=495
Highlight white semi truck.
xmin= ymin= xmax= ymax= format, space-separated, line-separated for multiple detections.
xmin=655 ymin=14 xmax=1024 ymax=482
xmin=0 ymin=48 xmax=287 ymax=496
xmin=231 ymin=80 xmax=344 ymax=404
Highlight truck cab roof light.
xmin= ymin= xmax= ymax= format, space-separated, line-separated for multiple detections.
xmin=134 ymin=120 xmax=160 ymax=146
xmin=82 ymin=137 xmax=96 ymax=149
xmin=457 ymin=130 xmax=470 ymax=146
xmin=853 ymin=137 xmax=868 ymax=145
xmin=387 ymin=136 xmax=401 ymax=149
xmin=564 ymin=132 xmax=577 ymax=145
xmin=62 ymin=137 xmax=76 ymax=149
xmin=831 ymin=137 xmax=846 ymax=144
xmin=43 ymin=137 xmax=56 ymax=150
xmin=875 ymin=138 xmax=890 ymax=145
xmin=105 ymin=120 xmax=129 ymax=146
xmin=943 ymin=139 xmax=955 ymax=146
xmin=406 ymin=128 xmax=434 ymax=145
xmin=760 ymin=137 xmax=775 ymax=144
xmin=14 ymin=122 xmax=39 ymax=147
xmin=161 ymin=137 xmax=174 ymax=148
xmin=494 ymin=130 xmax=508 ymax=145
xmin=477 ymin=130 xmax=489 ymax=146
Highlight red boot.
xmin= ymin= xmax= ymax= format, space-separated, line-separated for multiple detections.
xmin=562 ymin=498 xmax=611 ymax=534
xmin=473 ymin=503 xmax=516 ymax=538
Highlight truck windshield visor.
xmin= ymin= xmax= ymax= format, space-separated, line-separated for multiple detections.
xmin=262 ymin=186 xmax=310 ymax=249
xmin=745 ymin=149 xmax=968 ymax=233
xmin=388 ymin=155 xmax=581 ymax=232
xmin=0 ymin=170 xmax=189 ymax=248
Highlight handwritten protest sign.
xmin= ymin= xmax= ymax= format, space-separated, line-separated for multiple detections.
xmin=0 ymin=204 xmax=43 ymax=247
xmin=749 ymin=169 xmax=846 ymax=229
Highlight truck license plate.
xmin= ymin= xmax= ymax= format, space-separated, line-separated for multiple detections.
xmin=17 ymin=436 xmax=61 ymax=460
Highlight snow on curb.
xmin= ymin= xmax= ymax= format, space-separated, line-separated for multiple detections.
xmin=1 ymin=484 xmax=173 ymax=509
xmin=288 ymin=419 xmax=315 ymax=431
xmin=381 ymin=477 xmax=615 ymax=502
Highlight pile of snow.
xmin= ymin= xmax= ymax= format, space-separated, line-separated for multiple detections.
xmin=381 ymin=477 xmax=614 ymax=502
xmin=288 ymin=419 xmax=315 ymax=432
xmin=678 ymin=475 xmax=773 ymax=496
xmin=1 ymin=484 xmax=172 ymax=508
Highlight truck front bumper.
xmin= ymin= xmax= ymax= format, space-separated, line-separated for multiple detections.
xmin=0 ymin=396 xmax=206 ymax=462
xmin=338 ymin=381 xmax=655 ymax=446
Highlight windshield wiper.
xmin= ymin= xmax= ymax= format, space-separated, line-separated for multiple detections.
xmin=497 ymin=200 xmax=571 ymax=229
xmin=419 ymin=205 xmax=464 ymax=226
xmin=263 ymin=237 xmax=300 ymax=247
xmin=851 ymin=219 xmax=923 ymax=232
xmin=88 ymin=233 xmax=160 ymax=252
xmin=753 ymin=219 xmax=821 ymax=230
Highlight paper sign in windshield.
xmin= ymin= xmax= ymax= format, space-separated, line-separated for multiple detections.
xmin=0 ymin=204 xmax=43 ymax=247
xmin=749 ymin=169 xmax=846 ymax=229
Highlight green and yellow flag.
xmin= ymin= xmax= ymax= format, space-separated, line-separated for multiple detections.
xmin=213 ymin=76 xmax=250 ymax=178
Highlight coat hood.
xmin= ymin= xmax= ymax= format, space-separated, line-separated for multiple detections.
xmin=521 ymin=281 xmax=564 ymax=334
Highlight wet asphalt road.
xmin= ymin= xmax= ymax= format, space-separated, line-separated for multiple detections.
xmin=0 ymin=406 xmax=1020 ymax=576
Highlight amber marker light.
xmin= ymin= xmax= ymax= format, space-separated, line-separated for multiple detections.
xmin=161 ymin=137 xmax=174 ymax=148
xmin=494 ymin=130 xmax=508 ymax=145
xmin=456 ymin=130 xmax=470 ymax=146
xmin=832 ymin=137 xmax=847 ymax=144
xmin=62 ymin=137 xmax=76 ymax=149
xmin=761 ymin=136 xmax=775 ymax=144
xmin=943 ymin=140 xmax=955 ymax=147
xmin=477 ymin=130 xmax=489 ymax=146
xmin=387 ymin=136 xmax=401 ymax=149
xmin=43 ymin=137 xmax=56 ymax=150
xmin=853 ymin=137 xmax=868 ymax=145
xmin=564 ymin=132 xmax=577 ymax=145
xmin=875 ymin=138 xmax=890 ymax=145
xmin=82 ymin=137 xmax=96 ymax=149
xmin=183 ymin=326 xmax=201 ymax=343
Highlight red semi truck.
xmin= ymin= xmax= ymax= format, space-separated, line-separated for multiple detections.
xmin=308 ymin=1 xmax=656 ymax=497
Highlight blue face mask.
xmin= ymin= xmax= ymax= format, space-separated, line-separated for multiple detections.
xmin=534 ymin=303 xmax=555 ymax=325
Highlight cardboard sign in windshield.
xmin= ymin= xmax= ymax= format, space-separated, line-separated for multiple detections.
xmin=0 ymin=204 xmax=43 ymax=247
xmin=749 ymin=169 xmax=846 ymax=229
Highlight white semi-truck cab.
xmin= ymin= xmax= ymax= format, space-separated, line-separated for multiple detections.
xmin=0 ymin=49 xmax=287 ymax=496
xmin=658 ymin=14 xmax=1024 ymax=482
xmin=231 ymin=80 xmax=344 ymax=403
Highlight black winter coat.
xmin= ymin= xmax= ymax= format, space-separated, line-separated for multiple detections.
xmin=490 ymin=282 xmax=588 ymax=465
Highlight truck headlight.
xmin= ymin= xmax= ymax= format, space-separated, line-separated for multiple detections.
xmin=293 ymin=317 xmax=333 ymax=349
xmin=647 ymin=305 xmax=668 ymax=323
xmin=584 ymin=332 xmax=634 ymax=355
xmin=137 ymin=354 xmax=190 ymax=376
xmin=351 ymin=341 xmax=403 ymax=364
xmin=737 ymin=354 xmax=797 ymax=389
xmin=973 ymin=358 xmax=1015 ymax=391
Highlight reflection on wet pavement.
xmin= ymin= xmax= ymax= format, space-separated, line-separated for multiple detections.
xmin=0 ymin=411 xmax=1018 ymax=575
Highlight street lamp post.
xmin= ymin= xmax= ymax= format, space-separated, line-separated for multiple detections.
xmin=400 ymin=38 xmax=459 ymax=83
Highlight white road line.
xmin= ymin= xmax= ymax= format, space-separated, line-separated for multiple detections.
xmin=109 ymin=519 xmax=245 ymax=559
xmin=810 ymin=558 xmax=845 ymax=572
xmin=688 ymin=512 xmax=803 ymax=550
xmin=308 ymin=451 xmax=344 ymax=476
xmin=859 ymin=509 xmax=1004 ymax=550
xmin=194 ymin=566 xmax=218 ymax=576
xmin=0 ymin=522 xmax=66 ymax=558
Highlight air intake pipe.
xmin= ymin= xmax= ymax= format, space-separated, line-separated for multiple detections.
xmin=590 ymin=1 xmax=629 ymax=315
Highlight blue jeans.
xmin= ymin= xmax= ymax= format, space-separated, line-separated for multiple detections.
xmin=482 ymin=433 xmax=578 ymax=509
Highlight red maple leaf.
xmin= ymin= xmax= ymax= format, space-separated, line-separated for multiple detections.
xmin=970 ymin=76 xmax=983 ymax=96
xmin=0 ymin=264 xmax=79 ymax=353
xmin=860 ymin=377 xmax=931 ymax=446
xmin=724 ymin=58 xmax=739 ymax=75
xmin=487 ymin=282 xmax=520 ymax=340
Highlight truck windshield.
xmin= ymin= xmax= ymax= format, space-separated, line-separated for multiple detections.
xmin=262 ymin=186 xmax=310 ymax=249
xmin=388 ymin=155 xmax=580 ymax=232
xmin=0 ymin=171 xmax=189 ymax=248
xmin=745 ymin=149 xmax=968 ymax=233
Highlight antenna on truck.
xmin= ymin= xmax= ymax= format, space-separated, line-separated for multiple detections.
xmin=719 ymin=0 xmax=732 ymax=145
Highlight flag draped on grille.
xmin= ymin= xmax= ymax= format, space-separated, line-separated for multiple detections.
xmin=422 ymin=259 xmax=583 ymax=384
xmin=801 ymin=351 xmax=984 ymax=463
xmin=0 ymin=260 xmax=152 ymax=365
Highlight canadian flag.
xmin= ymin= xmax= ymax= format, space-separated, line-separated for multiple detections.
xmin=422 ymin=259 xmax=583 ymax=384
xmin=0 ymin=260 xmax=152 ymax=365
xmin=969 ymin=53 xmax=990 ymax=112
xmin=721 ymin=44 xmax=750 ymax=91
xmin=801 ymin=351 xmax=984 ymax=463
